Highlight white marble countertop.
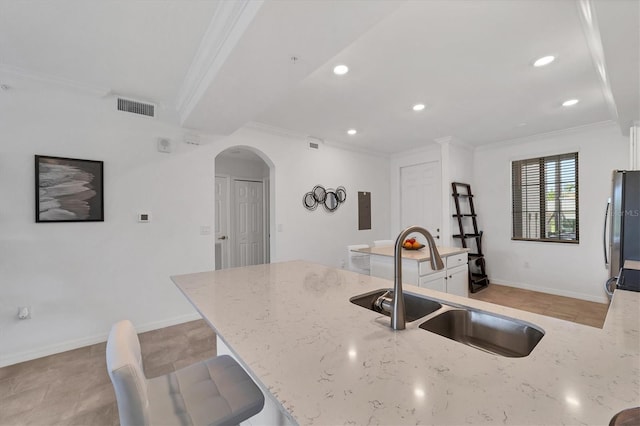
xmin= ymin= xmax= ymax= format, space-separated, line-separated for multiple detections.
xmin=354 ymin=245 xmax=468 ymax=261
xmin=172 ymin=261 xmax=639 ymax=425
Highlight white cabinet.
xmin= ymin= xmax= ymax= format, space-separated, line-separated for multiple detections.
xmin=444 ymin=264 xmax=468 ymax=297
xmin=418 ymin=253 xmax=468 ymax=297
xmin=418 ymin=271 xmax=446 ymax=292
xmin=368 ymin=249 xmax=469 ymax=297
xmin=369 ymin=257 xmax=420 ymax=283
xmin=443 ymin=253 xmax=469 ymax=297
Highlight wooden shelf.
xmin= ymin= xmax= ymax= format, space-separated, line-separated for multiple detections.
xmin=452 ymin=182 xmax=489 ymax=294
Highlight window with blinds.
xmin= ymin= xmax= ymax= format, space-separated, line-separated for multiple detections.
xmin=512 ymin=152 xmax=579 ymax=243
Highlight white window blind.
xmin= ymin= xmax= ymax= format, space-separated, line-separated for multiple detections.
xmin=512 ymin=152 xmax=579 ymax=243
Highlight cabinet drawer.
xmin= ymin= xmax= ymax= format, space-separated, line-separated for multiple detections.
xmin=446 ymin=253 xmax=468 ymax=269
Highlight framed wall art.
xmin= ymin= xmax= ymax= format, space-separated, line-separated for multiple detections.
xmin=35 ymin=155 xmax=104 ymax=222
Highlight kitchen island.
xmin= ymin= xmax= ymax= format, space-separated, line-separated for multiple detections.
xmin=353 ymin=245 xmax=470 ymax=296
xmin=172 ymin=260 xmax=639 ymax=425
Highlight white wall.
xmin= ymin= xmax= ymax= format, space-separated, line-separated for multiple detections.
xmin=0 ymin=87 xmax=391 ymax=366
xmin=215 ymin=154 xmax=269 ymax=180
xmin=0 ymin=86 xmax=217 ymax=366
xmin=211 ymin=130 xmax=392 ymax=268
xmin=443 ymin=140 xmax=474 ymax=247
xmin=473 ymin=122 xmax=629 ymax=303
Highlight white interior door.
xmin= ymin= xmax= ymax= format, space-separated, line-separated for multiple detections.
xmin=400 ymin=161 xmax=442 ymax=242
xmin=233 ymin=179 xmax=265 ymax=267
xmin=214 ymin=176 xmax=230 ymax=270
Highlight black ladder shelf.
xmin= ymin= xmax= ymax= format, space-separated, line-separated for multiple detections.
xmin=451 ymin=182 xmax=489 ymax=293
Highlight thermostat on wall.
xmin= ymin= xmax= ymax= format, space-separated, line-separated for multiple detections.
xmin=138 ymin=213 xmax=151 ymax=223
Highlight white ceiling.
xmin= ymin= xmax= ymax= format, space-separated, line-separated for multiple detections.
xmin=256 ymin=0 xmax=614 ymax=152
xmin=0 ymin=0 xmax=218 ymax=109
xmin=1 ymin=0 xmax=638 ymax=154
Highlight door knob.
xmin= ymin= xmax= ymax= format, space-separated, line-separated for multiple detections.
xmin=218 ymin=236 xmax=227 ymax=240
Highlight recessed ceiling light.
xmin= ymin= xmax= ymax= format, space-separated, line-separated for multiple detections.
xmin=347 ymin=129 xmax=357 ymax=135
xmin=333 ymin=65 xmax=349 ymax=75
xmin=562 ymin=99 xmax=579 ymax=107
xmin=412 ymin=103 xmax=426 ymax=111
xmin=533 ymin=55 xmax=555 ymax=67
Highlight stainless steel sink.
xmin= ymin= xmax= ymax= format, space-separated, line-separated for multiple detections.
xmin=419 ymin=308 xmax=544 ymax=357
xmin=350 ymin=289 xmax=442 ymax=323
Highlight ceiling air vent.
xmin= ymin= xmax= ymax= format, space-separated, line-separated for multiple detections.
xmin=308 ymin=136 xmax=323 ymax=150
xmin=117 ymin=97 xmax=155 ymax=118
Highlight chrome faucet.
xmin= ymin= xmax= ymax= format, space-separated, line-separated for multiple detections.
xmin=390 ymin=225 xmax=444 ymax=330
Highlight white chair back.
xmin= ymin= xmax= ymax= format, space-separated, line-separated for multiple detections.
xmin=347 ymin=244 xmax=370 ymax=274
xmin=106 ymin=320 xmax=150 ymax=426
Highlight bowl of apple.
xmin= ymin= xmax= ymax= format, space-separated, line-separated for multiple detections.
xmin=402 ymin=238 xmax=424 ymax=250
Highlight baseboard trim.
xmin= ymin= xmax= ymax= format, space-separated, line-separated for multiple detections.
xmin=488 ymin=279 xmax=609 ymax=304
xmin=0 ymin=312 xmax=202 ymax=368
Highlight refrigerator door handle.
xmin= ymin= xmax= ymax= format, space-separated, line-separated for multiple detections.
xmin=603 ymin=198 xmax=610 ymax=267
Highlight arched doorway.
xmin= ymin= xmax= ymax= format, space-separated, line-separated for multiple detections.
xmin=214 ymin=146 xmax=273 ymax=269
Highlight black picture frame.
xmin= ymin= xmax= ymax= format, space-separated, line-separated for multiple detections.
xmin=35 ymin=155 xmax=104 ymax=223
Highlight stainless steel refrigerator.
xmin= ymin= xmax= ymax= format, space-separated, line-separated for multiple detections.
xmin=604 ymin=170 xmax=640 ymax=279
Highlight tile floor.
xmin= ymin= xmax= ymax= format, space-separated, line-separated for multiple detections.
xmin=0 ymin=320 xmax=216 ymax=426
xmin=0 ymin=284 xmax=610 ymax=425
xmin=469 ymin=283 xmax=609 ymax=328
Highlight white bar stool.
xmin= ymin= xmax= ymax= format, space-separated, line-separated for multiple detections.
xmin=106 ymin=320 xmax=265 ymax=426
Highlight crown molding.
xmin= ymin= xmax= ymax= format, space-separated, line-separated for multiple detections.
xmin=434 ymin=135 xmax=474 ymax=151
xmin=244 ymin=121 xmax=308 ymax=141
xmin=389 ymin=135 xmax=474 ymax=159
xmin=0 ymin=63 xmax=110 ymax=97
xmin=389 ymin=142 xmax=440 ymax=160
xmin=434 ymin=136 xmax=453 ymax=145
xmin=176 ymin=0 xmax=264 ymax=124
xmin=475 ymin=120 xmax=616 ymax=151
xmin=321 ymin=138 xmax=391 ymax=159
xmin=243 ymin=121 xmax=390 ymax=158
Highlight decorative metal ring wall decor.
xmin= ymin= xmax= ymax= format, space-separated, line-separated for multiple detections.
xmin=302 ymin=185 xmax=347 ymax=212
xmin=312 ymin=185 xmax=326 ymax=203
xmin=303 ymin=191 xmax=318 ymax=210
